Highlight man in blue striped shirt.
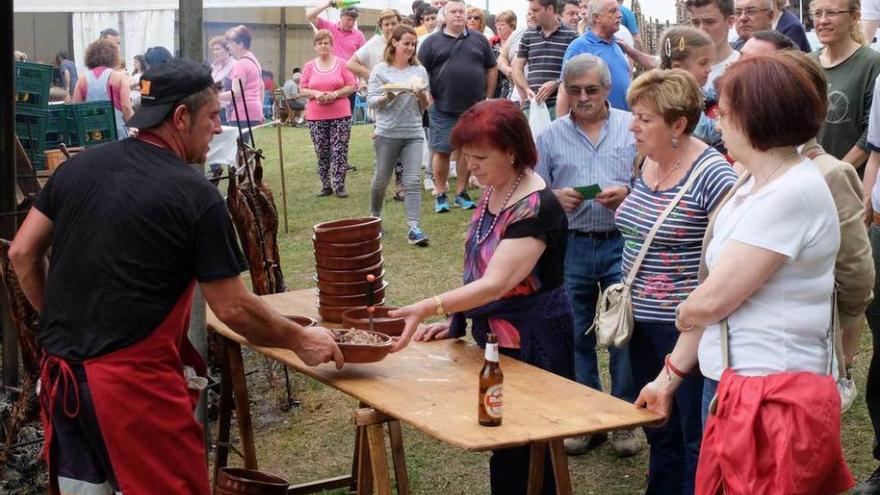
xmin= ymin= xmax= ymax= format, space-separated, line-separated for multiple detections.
xmin=535 ymin=53 xmax=641 ymax=458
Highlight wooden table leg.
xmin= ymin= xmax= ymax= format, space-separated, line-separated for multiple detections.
xmin=526 ymin=441 xmax=547 ymax=495
xmin=548 ymin=439 xmax=573 ymax=495
xmin=355 ymin=424 xmax=374 ymax=495
xmin=387 ymin=420 xmax=410 ymax=495
xmin=366 ymin=423 xmax=392 ymax=495
xmin=354 ymin=408 xmax=409 ymax=495
xmin=225 ymin=338 xmax=258 ymax=470
xmin=212 ymin=335 xmax=235 ymax=489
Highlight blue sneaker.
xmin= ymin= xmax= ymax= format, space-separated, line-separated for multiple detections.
xmin=407 ymin=227 xmax=430 ymax=246
xmin=435 ymin=194 xmax=450 ymax=213
xmin=454 ymin=192 xmax=476 ymax=209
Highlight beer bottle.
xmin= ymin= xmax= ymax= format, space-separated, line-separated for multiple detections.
xmin=479 ymin=333 xmax=503 ymax=426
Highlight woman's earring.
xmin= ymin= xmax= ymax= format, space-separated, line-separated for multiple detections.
xmin=671 ymin=136 xmax=679 ymax=149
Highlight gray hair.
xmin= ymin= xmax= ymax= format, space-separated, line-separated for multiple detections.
xmin=562 ymin=53 xmax=612 ymax=88
xmin=586 ymin=0 xmax=613 ymax=22
xmin=735 ymin=0 xmax=775 ymax=9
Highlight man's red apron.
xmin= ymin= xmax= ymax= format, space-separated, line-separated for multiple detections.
xmin=39 ymin=281 xmax=210 ymax=494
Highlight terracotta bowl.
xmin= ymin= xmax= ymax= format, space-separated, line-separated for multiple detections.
xmin=316 ymin=282 xmax=388 ymax=307
xmin=317 ymin=300 xmax=386 ymax=323
xmin=283 ymin=315 xmax=317 ymax=327
xmin=314 ymin=272 xmax=386 ymax=295
xmin=313 ymin=217 xmax=382 ymax=244
xmin=315 ymin=261 xmax=383 ymax=283
xmin=332 ymin=329 xmax=394 ymax=364
xmin=315 ymin=248 xmax=383 ymax=271
xmin=341 ymin=306 xmax=405 ymax=337
xmin=313 ymin=235 xmax=382 ymax=258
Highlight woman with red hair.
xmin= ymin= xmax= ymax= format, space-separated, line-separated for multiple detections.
xmin=390 ymin=99 xmax=572 ymax=495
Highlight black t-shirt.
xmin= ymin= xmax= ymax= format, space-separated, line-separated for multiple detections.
xmin=34 ymin=138 xmax=247 ymax=360
xmin=418 ymin=29 xmax=497 ymax=114
xmin=474 ymin=187 xmax=567 ymax=292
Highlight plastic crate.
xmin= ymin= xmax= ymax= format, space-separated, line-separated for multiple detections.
xmin=15 ymin=61 xmax=54 ymax=110
xmin=45 ymin=104 xmax=69 ymax=149
xmin=16 ymin=107 xmax=49 ymax=170
xmin=66 ymin=101 xmax=118 ymax=147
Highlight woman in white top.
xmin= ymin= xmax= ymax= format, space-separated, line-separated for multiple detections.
xmin=635 ymin=54 xmax=855 ymax=494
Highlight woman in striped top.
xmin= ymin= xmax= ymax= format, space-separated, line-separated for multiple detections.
xmin=615 ymin=69 xmax=736 ymax=495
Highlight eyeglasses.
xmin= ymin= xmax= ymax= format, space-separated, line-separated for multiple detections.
xmin=565 ymin=85 xmax=603 ymax=97
xmin=468 ymin=15 xmax=483 ymax=20
xmin=733 ymin=7 xmax=770 ymax=17
xmin=809 ymin=9 xmax=854 ymax=19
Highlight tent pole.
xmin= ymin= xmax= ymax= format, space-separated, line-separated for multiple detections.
xmin=1 ymin=0 xmax=18 ymax=391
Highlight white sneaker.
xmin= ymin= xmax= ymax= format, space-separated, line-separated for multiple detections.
xmin=838 ymin=377 xmax=857 ymax=413
xmin=423 ymin=176 xmax=435 ymax=193
xmin=449 ymin=161 xmax=457 ymax=178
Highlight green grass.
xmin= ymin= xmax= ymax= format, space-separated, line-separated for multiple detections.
xmin=216 ymin=124 xmax=877 ymax=494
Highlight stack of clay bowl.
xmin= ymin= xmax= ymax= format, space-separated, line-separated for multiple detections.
xmin=313 ymin=217 xmax=386 ymax=323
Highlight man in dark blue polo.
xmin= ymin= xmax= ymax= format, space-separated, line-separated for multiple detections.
xmin=418 ymin=0 xmax=497 ymax=213
xmin=558 ymin=0 xmax=630 ymax=115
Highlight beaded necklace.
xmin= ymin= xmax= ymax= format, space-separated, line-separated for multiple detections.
xmin=475 ymin=171 xmax=526 ymax=245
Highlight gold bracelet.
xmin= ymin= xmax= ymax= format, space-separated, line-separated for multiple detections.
xmin=432 ymin=295 xmax=445 ymax=316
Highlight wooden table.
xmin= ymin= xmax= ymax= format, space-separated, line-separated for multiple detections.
xmin=207 ymin=289 xmax=662 ymax=494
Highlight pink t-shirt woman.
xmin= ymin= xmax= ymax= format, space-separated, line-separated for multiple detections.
xmin=227 ymin=51 xmax=264 ymax=123
xmin=301 ymin=57 xmax=357 ymax=121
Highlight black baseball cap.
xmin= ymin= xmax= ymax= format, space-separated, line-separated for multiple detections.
xmin=127 ymin=57 xmax=215 ymax=129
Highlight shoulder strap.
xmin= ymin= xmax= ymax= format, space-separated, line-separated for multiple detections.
xmin=697 ymin=170 xmax=750 ymax=282
xmin=434 ymin=34 xmax=466 ymax=82
xmin=623 ymin=158 xmax=711 ymax=288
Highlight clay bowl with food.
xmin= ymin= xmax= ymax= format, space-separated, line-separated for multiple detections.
xmin=341 ymin=306 xmax=405 ymax=337
xmin=314 ymin=272 xmax=386 ymax=295
xmin=331 ymin=328 xmax=394 ymax=363
xmin=315 ymin=248 xmax=383 ymax=271
xmin=284 ymin=315 xmax=317 ymax=327
xmin=316 ymin=282 xmax=388 ymax=307
xmin=313 ymin=217 xmax=382 ymax=244
xmin=313 ymin=235 xmax=382 ymax=258
xmin=315 ymin=261 xmax=383 ymax=283
xmin=317 ymin=299 xmax=385 ymax=324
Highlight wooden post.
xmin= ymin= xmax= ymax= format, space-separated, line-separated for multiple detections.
xmin=1 ymin=0 xmax=19 ymax=390
xmin=225 ymin=339 xmax=258 ymax=469
xmin=548 ymin=439 xmax=573 ymax=495
xmin=366 ymin=424 xmax=392 ymax=495
xmin=276 ymin=122 xmax=289 ymax=234
xmin=213 ymin=335 xmax=235 ymax=488
xmin=526 ymin=442 xmax=547 ymax=495
xmin=178 ymin=0 xmax=204 ymax=61
xmin=387 ymin=421 xmax=410 ymax=495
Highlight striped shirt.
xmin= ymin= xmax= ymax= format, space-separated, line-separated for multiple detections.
xmin=535 ymin=106 xmax=636 ymax=232
xmin=517 ymin=24 xmax=578 ymax=107
xmin=615 ymin=148 xmax=737 ymax=322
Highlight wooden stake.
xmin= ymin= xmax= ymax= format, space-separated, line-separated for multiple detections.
xmin=276 ymin=121 xmax=289 ymax=234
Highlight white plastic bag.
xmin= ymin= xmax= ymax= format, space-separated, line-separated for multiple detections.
xmin=528 ymin=98 xmax=551 ymax=142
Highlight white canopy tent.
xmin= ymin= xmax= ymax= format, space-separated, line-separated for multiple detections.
xmin=14 ymin=0 xmax=414 ymax=76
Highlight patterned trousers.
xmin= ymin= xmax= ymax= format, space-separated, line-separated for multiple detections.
xmin=308 ymin=117 xmax=351 ymax=190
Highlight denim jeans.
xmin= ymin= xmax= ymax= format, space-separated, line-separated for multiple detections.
xmin=371 ymin=135 xmax=424 ymax=226
xmin=701 ymin=377 xmax=719 ymax=428
xmin=564 ymin=232 xmax=636 ymax=401
xmin=865 ymin=224 xmax=880 ymax=460
xmin=629 ymin=320 xmax=703 ymax=495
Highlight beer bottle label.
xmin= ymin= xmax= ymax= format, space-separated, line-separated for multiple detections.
xmin=483 ymin=384 xmax=503 ymax=418
xmin=484 ymin=342 xmax=499 ymax=363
